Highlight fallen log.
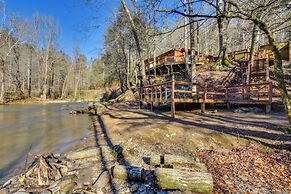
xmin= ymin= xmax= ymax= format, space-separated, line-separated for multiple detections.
xmin=65 ymin=147 xmax=101 ymax=160
xmin=65 ymin=146 xmax=122 ymax=162
xmin=112 ymin=165 xmax=145 ymax=181
xmin=150 ymin=154 xmax=207 ymax=171
xmin=155 ymin=168 xmax=213 ymax=194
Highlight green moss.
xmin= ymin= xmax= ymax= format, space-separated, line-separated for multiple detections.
xmin=215 ymin=53 xmax=231 ymax=70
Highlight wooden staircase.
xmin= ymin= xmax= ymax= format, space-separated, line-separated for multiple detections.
xmin=222 ymin=58 xmax=291 ymax=103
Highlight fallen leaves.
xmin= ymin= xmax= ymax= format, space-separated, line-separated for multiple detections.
xmin=197 ymin=145 xmax=291 ymax=193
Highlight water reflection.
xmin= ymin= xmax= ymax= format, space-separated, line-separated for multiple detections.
xmin=0 ymin=102 xmax=90 ymax=181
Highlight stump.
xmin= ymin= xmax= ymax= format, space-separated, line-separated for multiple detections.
xmin=155 ymin=168 xmax=213 ymax=194
xmin=112 ymin=165 xmax=145 ymax=181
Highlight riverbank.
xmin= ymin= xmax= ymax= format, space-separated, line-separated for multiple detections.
xmin=1 ymin=103 xmax=290 ymax=193
xmin=4 ymin=97 xmax=72 ymax=105
xmin=1 ymin=89 xmax=104 ymax=105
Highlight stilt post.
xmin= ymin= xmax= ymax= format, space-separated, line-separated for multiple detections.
xmin=171 ymin=75 xmax=176 ymax=118
xmin=201 ymin=83 xmax=207 ymax=113
xmin=266 ymin=82 xmax=272 ymax=113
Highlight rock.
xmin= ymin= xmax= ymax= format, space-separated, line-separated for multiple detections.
xmin=42 ymin=174 xmax=77 ymax=194
xmin=87 ymin=102 xmax=107 ymax=115
xmin=0 ymin=189 xmax=9 ymax=194
xmin=93 ymin=170 xmax=111 ymax=189
xmin=116 ymin=90 xmax=136 ymax=103
xmin=130 ymin=184 xmax=139 ymax=192
xmin=69 ymin=109 xmax=88 ymax=114
xmin=234 ymin=107 xmax=263 ymax=113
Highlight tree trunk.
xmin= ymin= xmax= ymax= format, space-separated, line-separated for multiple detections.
xmin=216 ymin=0 xmax=230 ymax=68
xmin=13 ymin=46 xmax=24 ymax=98
xmin=74 ymin=70 xmax=80 ymax=100
xmin=155 ymin=168 xmax=213 ymax=194
xmin=188 ymin=0 xmax=197 ymax=92
xmin=126 ymin=47 xmax=130 ymax=89
xmin=42 ymin=50 xmax=49 ymax=99
xmin=257 ymin=22 xmax=291 ymax=124
xmin=0 ymin=59 xmax=5 ymax=104
xmin=120 ymin=0 xmax=145 ymax=82
xmin=27 ymin=47 xmax=32 ymax=97
xmin=184 ymin=0 xmax=189 ymax=74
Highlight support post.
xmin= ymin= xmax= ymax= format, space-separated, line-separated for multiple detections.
xmin=266 ymin=82 xmax=272 ymax=113
xmin=139 ymin=85 xmax=142 ymax=110
xmin=165 ymin=86 xmax=168 ymax=102
xmin=159 ymin=85 xmax=162 ymax=104
xmin=151 ymin=86 xmax=153 ymax=111
xmin=171 ymin=76 xmax=175 ymax=118
xmin=155 ymin=86 xmax=158 ymax=102
xmin=265 ymin=57 xmax=270 ymax=82
xmin=201 ymin=84 xmax=207 ymax=113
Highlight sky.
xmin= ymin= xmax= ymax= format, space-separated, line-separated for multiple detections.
xmin=6 ymin=0 xmax=118 ymax=60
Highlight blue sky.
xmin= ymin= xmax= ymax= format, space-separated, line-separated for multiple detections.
xmin=6 ymin=0 xmax=118 ymax=60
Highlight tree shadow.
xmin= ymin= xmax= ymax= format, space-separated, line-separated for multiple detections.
xmin=90 ymin=115 xmax=156 ymax=193
xmin=104 ymin=106 xmax=291 ymax=151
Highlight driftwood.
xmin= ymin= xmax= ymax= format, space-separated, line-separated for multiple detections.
xmin=155 ymin=168 xmax=213 ymax=194
xmin=150 ymin=154 xmax=207 ymax=171
xmin=112 ymin=165 xmax=145 ymax=181
xmin=0 ymin=153 xmax=77 ymax=193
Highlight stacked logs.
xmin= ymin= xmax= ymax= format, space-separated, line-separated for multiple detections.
xmin=111 ymin=152 xmax=213 ymax=194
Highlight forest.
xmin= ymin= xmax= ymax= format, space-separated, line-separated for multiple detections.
xmin=0 ymin=4 xmax=103 ymax=103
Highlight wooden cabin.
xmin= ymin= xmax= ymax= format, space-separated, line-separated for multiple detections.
xmin=228 ymin=42 xmax=291 ymax=61
xmin=145 ymin=48 xmax=214 ymax=76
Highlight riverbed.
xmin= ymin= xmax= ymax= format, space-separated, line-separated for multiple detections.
xmin=0 ymin=102 xmax=90 ymax=182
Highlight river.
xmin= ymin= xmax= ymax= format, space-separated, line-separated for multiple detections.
xmin=0 ymin=102 xmax=91 ymax=182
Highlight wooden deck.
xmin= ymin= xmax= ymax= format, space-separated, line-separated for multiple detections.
xmin=139 ymin=80 xmax=273 ymax=118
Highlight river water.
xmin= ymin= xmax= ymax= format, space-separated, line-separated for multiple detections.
xmin=0 ymin=102 xmax=91 ymax=182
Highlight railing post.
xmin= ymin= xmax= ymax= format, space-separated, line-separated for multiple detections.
xmin=266 ymin=82 xmax=272 ymax=113
xmin=159 ymin=85 xmax=162 ymax=106
xmin=139 ymin=85 xmax=142 ymax=110
xmin=151 ymin=86 xmax=153 ymax=111
xmin=171 ymin=75 xmax=176 ymax=118
xmin=226 ymin=86 xmax=230 ymax=110
xmin=201 ymin=83 xmax=207 ymax=113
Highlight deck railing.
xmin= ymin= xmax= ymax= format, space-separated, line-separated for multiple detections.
xmin=140 ymin=80 xmax=273 ymax=118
